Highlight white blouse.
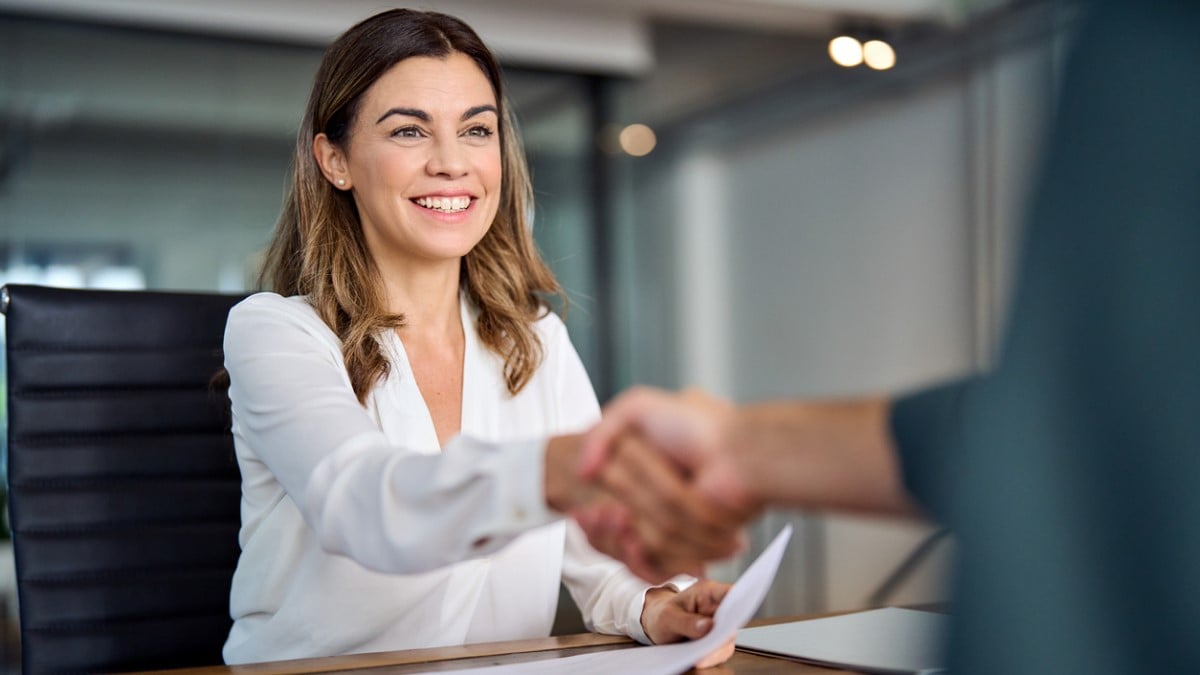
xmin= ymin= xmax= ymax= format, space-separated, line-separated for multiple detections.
xmin=221 ymin=293 xmax=661 ymax=664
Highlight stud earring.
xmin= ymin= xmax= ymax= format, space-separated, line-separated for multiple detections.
xmin=337 ymin=179 xmax=346 ymax=187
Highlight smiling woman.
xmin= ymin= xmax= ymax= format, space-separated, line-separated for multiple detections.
xmin=261 ymin=10 xmax=554 ymax=405
xmin=219 ymin=7 xmax=737 ymax=667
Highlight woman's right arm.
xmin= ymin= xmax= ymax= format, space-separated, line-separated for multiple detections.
xmin=224 ymin=294 xmax=556 ymax=574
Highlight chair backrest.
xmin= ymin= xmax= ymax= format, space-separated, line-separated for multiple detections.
xmin=2 ymin=284 xmax=245 ymax=673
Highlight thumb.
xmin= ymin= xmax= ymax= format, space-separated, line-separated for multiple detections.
xmin=693 ymin=638 xmax=736 ymax=670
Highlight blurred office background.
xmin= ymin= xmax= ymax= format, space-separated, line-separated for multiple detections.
xmin=0 ymin=0 xmax=1075 ymax=662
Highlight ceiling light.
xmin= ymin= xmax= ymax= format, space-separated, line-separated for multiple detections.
xmin=863 ymin=39 xmax=896 ymax=70
xmin=618 ymin=123 xmax=657 ymax=157
xmin=828 ymin=35 xmax=863 ymax=68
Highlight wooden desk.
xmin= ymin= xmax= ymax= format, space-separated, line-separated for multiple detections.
xmin=139 ymin=617 xmax=858 ymax=675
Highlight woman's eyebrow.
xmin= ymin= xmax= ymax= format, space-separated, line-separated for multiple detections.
xmin=461 ymin=104 xmax=498 ymax=120
xmin=376 ymin=107 xmax=429 ymax=124
xmin=375 ymin=104 xmax=498 ymax=125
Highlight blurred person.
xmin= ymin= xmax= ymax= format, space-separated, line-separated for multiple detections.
xmin=221 ymin=8 xmax=734 ymax=665
xmin=577 ymin=0 xmax=1200 ymax=672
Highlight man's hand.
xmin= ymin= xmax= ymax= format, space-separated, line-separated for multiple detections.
xmin=547 ymin=429 xmax=750 ymax=582
xmin=640 ymin=580 xmax=736 ymax=669
xmin=580 ymin=388 xmax=759 ymax=512
xmin=574 ymin=386 xmax=913 ymax=579
xmin=573 ymin=388 xmax=762 ymax=580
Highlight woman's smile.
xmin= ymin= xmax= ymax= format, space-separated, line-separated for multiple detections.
xmin=412 ymin=194 xmax=473 ymax=214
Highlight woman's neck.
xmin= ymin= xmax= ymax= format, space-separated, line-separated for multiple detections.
xmin=380 ymin=261 xmax=464 ymax=341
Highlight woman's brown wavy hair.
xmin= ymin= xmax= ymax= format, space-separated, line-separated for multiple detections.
xmin=261 ymin=8 xmax=564 ymax=403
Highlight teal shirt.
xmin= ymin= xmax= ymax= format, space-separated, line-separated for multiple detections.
xmin=892 ymin=1 xmax=1200 ymax=672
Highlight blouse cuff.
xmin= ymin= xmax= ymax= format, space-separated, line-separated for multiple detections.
xmin=490 ymin=436 xmax=558 ymax=535
xmin=626 ymin=586 xmax=654 ymax=645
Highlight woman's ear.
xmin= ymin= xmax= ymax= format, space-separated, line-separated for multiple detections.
xmin=314 ymin=133 xmax=352 ymax=190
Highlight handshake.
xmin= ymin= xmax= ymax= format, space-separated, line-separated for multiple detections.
xmin=544 ymin=386 xmax=915 ymax=582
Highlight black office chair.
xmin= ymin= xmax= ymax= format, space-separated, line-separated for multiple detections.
xmin=2 ymin=284 xmax=245 ymax=673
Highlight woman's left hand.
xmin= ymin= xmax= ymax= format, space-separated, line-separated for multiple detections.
xmin=640 ymin=580 xmax=736 ymax=669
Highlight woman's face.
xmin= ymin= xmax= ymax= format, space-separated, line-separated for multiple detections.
xmin=331 ymin=52 xmax=502 ymax=270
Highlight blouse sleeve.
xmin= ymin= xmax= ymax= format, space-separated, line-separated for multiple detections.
xmin=224 ymin=293 xmax=557 ymax=575
xmin=543 ymin=317 xmax=695 ymax=643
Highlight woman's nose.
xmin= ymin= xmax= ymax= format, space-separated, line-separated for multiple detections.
xmin=426 ymin=136 xmax=469 ymax=178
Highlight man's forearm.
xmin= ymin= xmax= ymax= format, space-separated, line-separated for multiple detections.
xmin=730 ymin=399 xmax=918 ymax=515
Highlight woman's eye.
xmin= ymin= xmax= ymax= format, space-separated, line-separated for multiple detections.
xmin=391 ymin=126 xmax=422 ymax=138
xmin=465 ymin=125 xmax=494 ymax=138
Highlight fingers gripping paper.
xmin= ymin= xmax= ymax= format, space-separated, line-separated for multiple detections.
xmin=447 ymin=525 xmax=793 ymax=675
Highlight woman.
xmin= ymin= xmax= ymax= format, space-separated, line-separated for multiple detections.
xmin=221 ymin=8 xmax=734 ymax=665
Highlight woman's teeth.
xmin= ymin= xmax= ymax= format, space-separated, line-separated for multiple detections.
xmin=416 ymin=196 xmax=471 ymax=213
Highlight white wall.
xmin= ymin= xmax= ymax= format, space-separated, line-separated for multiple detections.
xmin=723 ymin=80 xmax=975 ymax=400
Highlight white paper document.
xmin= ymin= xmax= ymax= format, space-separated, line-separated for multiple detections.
xmin=445 ymin=524 xmax=793 ymax=674
xmin=736 ymin=606 xmax=949 ymax=674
